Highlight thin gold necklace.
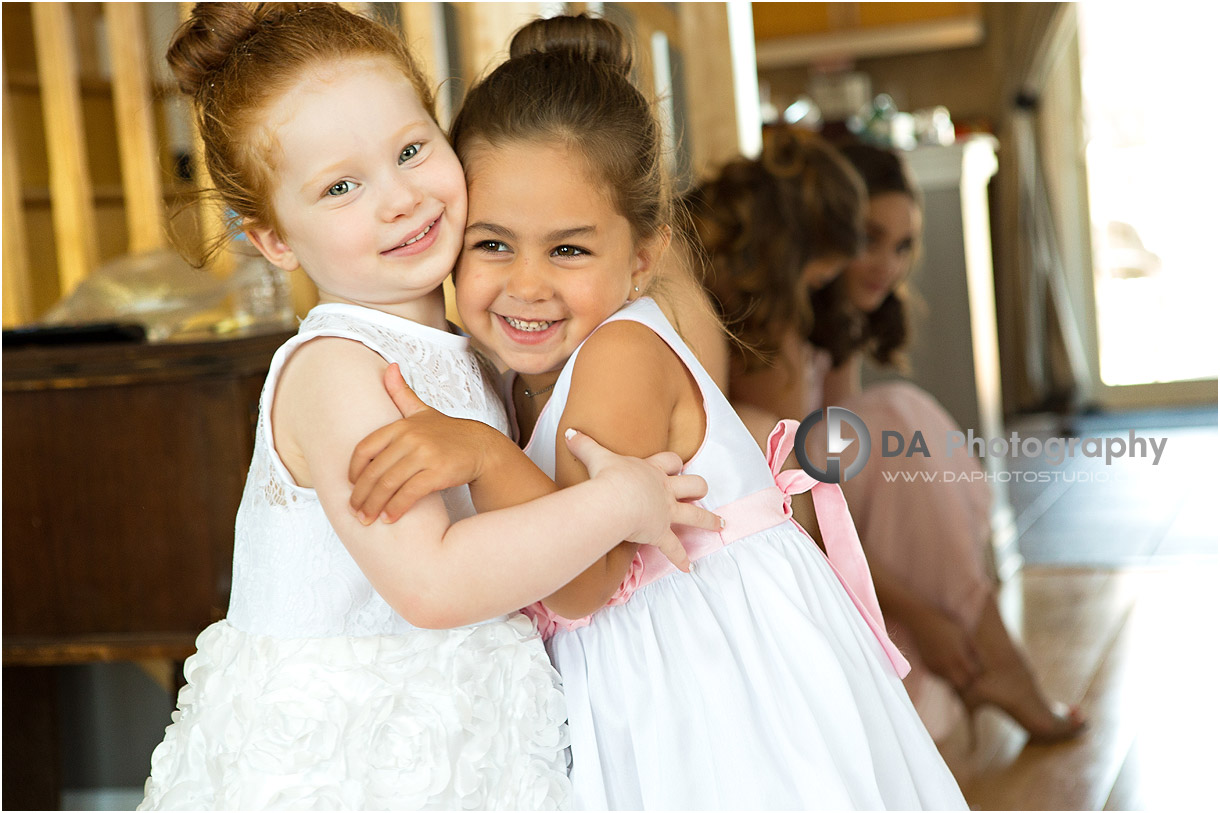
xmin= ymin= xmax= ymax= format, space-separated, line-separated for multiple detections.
xmin=522 ymin=380 xmax=557 ymax=398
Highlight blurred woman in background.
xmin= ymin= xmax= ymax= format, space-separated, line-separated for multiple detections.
xmin=685 ymin=132 xmax=1085 ymax=745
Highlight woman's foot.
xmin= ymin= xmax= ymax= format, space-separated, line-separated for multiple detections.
xmin=961 ymin=597 xmax=1087 ymax=745
xmin=959 ymin=671 xmax=1087 ymax=744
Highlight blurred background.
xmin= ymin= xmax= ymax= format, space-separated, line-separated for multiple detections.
xmin=3 ymin=2 xmax=1216 ymax=809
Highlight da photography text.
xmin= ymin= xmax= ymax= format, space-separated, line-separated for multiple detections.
xmin=795 ymin=407 xmax=1169 ymax=485
xmin=888 ymin=428 xmax=1167 ymax=467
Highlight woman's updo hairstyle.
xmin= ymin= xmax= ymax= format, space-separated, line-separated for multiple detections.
xmin=167 ymin=2 xmax=434 ymax=249
xmin=809 ymin=143 xmax=920 ymax=367
xmin=449 ymin=13 xmax=670 ymax=246
xmin=686 ymin=125 xmax=866 ymax=371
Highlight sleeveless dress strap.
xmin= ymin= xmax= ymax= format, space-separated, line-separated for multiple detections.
xmin=764 ymin=419 xmax=911 ymax=678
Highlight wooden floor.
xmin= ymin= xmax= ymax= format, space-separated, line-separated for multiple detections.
xmin=937 ymin=564 xmax=1219 ymax=811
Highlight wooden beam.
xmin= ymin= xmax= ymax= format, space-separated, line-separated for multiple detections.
xmin=678 ymin=3 xmax=745 ymax=179
xmin=452 ymin=3 xmax=541 ymax=86
xmin=399 ymin=2 xmax=451 ymax=127
xmin=629 ymin=3 xmax=679 ymax=39
xmin=3 ymin=64 xmax=34 ymax=326
xmin=631 ymin=15 xmax=657 ymax=109
xmin=32 ymin=2 xmax=100 ymax=296
xmin=105 ymin=3 xmax=166 ymax=253
xmin=177 ymin=2 xmax=231 ymax=275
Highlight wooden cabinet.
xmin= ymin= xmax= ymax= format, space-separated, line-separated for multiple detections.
xmin=2 ymin=329 xmax=289 ymax=809
xmin=3 ymin=329 xmax=290 ymax=659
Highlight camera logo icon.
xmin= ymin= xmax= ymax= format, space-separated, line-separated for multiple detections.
xmin=794 ymin=407 xmax=871 ymax=484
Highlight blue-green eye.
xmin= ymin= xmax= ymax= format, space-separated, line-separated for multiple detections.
xmin=399 ymin=143 xmax=421 ymax=164
xmin=326 ymin=180 xmax=352 ymax=197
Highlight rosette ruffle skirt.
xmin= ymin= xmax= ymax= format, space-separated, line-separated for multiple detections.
xmin=139 ymin=615 xmax=570 ymax=810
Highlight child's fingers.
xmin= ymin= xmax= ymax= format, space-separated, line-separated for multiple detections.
xmin=666 ymin=472 xmax=708 ymax=502
xmin=561 ymin=427 xmax=607 ymax=470
xmin=672 ymin=502 xmax=723 ymax=533
xmin=380 ymin=472 xmax=447 ymax=522
xmin=383 ymin=363 xmax=430 ymax=419
xmin=350 ymin=456 xmax=390 ymax=515
xmin=349 ymin=424 xmax=401 ymax=484
xmin=644 ymin=450 xmax=684 ymax=475
xmin=654 ymin=530 xmax=690 ymax=573
xmin=351 ymin=456 xmax=420 ymax=522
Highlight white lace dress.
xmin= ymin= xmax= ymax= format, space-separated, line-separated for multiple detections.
xmin=139 ymin=304 xmax=570 ymax=810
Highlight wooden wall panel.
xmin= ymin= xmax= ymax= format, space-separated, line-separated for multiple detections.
xmin=105 ymin=3 xmax=166 ymax=253
xmin=3 ymin=65 xmax=34 ymax=326
xmin=678 ymin=4 xmax=748 ymax=179
xmin=31 ymin=2 xmax=100 ymax=298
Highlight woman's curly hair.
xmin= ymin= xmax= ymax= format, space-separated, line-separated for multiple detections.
xmin=685 ymin=125 xmax=865 ymax=371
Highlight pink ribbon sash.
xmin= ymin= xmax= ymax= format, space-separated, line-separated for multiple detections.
xmin=764 ymin=420 xmax=911 ymax=677
xmin=524 ymin=419 xmax=911 ymax=678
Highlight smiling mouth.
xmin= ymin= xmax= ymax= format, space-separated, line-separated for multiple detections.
xmin=384 ymin=217 xmax=438 ymax=253
xmin=502 ymin=315 xmax=558 ymax=332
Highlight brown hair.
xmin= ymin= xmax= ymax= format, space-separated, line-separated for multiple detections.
xmin=167 ymin=2 xmax=434 ymax=253
xmin=809 ymin=143 xmax=920 ymax=367
xmin=448 ymin=14 xmax=671 ymax=247
xmin=685 ymin=125 xmax=865 ymax=371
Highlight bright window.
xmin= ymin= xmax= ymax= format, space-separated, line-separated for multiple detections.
xmin=1078 ymin=0 xmax=1219 ymax=386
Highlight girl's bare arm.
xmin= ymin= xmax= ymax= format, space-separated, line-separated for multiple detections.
xmin=275 ymin=337 xmax=712 ymax=629
xmin=541 ymin=320 xmax=706 ymax=619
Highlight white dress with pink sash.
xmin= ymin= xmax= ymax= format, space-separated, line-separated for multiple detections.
xmin=519 ymin=298 xmax=965 ymax=810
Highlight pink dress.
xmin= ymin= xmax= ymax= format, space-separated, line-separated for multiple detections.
xmin=809 ymin=349 xmax=993 ymax=741
xmin=515 ymin=298 xmax=966 ymax=810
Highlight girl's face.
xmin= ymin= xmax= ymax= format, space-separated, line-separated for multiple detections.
xmin=843 ymin=192 xmax=919 ymax=314
xmin=247 ymin=58 xmax=466 ymax=324
xmin=455 ymin=140 xmax=659 ymax=378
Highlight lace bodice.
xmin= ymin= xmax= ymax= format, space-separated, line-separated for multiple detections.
xmin=225 ymin=304 xmax=511 ymax=638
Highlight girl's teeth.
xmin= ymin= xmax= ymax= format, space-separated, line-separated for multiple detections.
xmin=504 ymin=316 xmax=554 ymax=332
xmin=397 ymin=222 xmax=433 ymax=248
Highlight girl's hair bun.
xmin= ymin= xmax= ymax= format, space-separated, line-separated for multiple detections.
xmin=508 ymin=13 xmax=633 ymax=77
xmin=167 ymin=2 xmax=303 ymax=96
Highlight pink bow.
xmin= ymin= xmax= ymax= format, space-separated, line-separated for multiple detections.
xmin=765 ymin=420 xmax=911 ymax=678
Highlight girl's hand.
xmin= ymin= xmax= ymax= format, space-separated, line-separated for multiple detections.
xmin=563 ymin=428 xmax=722 ymax=573
xmin=348 ymin=364 xmax=490 ymax=524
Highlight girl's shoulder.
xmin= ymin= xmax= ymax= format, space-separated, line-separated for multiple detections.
xmin=574 ymin=316 xmax=684 ymax=393
xmin=582 ymin=315 xmax=670 ymax=356
xmin=564 ymin=308 xmax=706 ymax=463
xmin=288 ymin=303 xmax=506 ymax=421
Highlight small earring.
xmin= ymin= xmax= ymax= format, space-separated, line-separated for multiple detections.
xmin=634 ymin=285 xmax=640 ymax=292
